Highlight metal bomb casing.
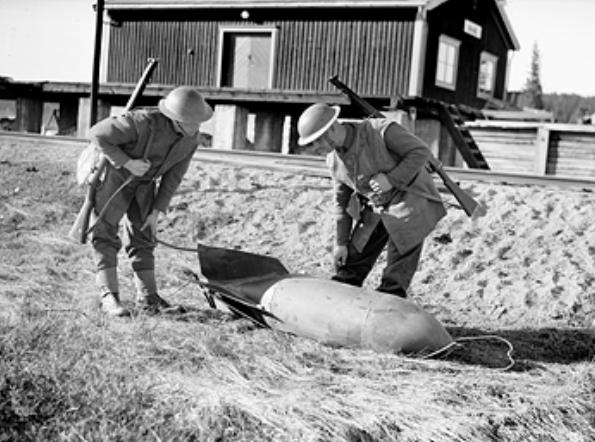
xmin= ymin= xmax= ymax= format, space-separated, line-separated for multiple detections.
xmin=196 ymin=244 xmax=453 ymax=355
xmin=259 ymin=276 xmax=453 ymax=354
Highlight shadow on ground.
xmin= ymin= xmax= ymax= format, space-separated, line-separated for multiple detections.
xmin=444 ymin=326 xmax=595 ymax=371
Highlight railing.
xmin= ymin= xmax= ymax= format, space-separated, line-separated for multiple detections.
xmin=1 ymin=131 xmax=594 ymax=190
xmin=467 ymin=121 xmax=595 ymax=179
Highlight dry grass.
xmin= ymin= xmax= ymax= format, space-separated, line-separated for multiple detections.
xmin=0 ymin=138 xmax=594 ymax=441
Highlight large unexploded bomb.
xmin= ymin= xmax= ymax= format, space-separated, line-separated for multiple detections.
xmin=193 ymin=244 xmax=453 ymax=355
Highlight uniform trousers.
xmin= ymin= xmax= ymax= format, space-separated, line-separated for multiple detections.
xmin=91 ymin=196 xmax=156 ymax=273
xmin=332 ymin=220 xmax=423 ymax=297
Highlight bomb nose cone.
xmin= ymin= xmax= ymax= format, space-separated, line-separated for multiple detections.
xmin=360 ymin=295 xmax=453 ymax=354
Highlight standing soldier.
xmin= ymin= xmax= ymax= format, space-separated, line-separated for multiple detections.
xmin=297 ymin=103 xmax=446 ymax=298
xmin=88 ymin=86 xmax=213 ymax=316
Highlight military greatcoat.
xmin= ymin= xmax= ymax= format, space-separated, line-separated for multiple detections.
xmin=327 ymin=118 xmax=447 ymax=254
xmin=88 ymin=109 xmax=200 ymax=271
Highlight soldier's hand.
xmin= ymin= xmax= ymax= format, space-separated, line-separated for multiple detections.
xmin=333 ymin=245 xmax=348 ymax=269
xmin=124 ymin=159 xmax=151 ymax=176
xmin=369 ymin=173 xmax=393 ymax=193
xmin=141 ymin=209 xmax=160 ymax=240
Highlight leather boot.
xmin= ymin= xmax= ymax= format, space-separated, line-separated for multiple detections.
xmin=97 ymin=268 xmax=130 ymax=317
xmin=100 ymin=292 xmax=130 ymax=317
xmin=134 ymin=269 xmax=178 ymax=313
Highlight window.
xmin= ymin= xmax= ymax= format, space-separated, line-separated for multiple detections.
xmin=435 ymin=35 xmax=460 ymax=90
xmin=217 ymin=27 xmax=277 ymax=89
xmin=477 ymin=52 xmax=498 ymax=97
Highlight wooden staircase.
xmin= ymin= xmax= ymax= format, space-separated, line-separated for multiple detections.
xmin=397 ymin=97 xmax=490 ymax=170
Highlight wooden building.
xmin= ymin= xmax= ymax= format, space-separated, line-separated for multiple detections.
xmin=94 ymin=0 xmax=520 ymax=154
xmin=102 ymin=0 xmax=519 ymax=109
xmin=0 ymin=0 xmax=520 ymax=157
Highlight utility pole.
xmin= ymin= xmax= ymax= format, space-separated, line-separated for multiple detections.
xmin=90 ymin=0 xmax=105 ymax=127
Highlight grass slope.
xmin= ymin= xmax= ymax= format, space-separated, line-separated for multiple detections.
xmin=0 ymin=138 xmax=593 ymax=441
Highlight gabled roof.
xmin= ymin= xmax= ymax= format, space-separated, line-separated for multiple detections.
xmin=495 ymin=0 xmax=520 ymax=50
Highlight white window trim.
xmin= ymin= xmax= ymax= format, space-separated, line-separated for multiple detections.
xmin=435 ymin=34 xmax=460 ymax=91
xmin=216 ymin=26 xmax=278 ymax=89
xmin=477 ymin=51 xmax=498 ymax=98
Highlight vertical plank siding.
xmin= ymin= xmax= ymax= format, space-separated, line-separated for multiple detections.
xmin=273 ymin=17 xmax=413 ymax=94
xmin=108 ymin=19 xmax=220 ymax=86
xmin=107 ymin=8 xmax=414 ymax=97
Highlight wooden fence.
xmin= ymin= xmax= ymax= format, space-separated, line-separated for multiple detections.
xmin=467 ymin=121 xmax=595 ymax=179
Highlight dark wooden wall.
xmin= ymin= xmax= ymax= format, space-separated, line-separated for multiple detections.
xmin=423 ymin=0 xmax=512 ymax=108
xmin=106 ymin=8 xmax=416 ymax=97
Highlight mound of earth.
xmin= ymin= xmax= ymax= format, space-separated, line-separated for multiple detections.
xmin=163 ymin=160 xmax=595 ymax=332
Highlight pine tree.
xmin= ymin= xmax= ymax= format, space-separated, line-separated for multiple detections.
xmin=524 ymin=42 xmax=544 ymax=109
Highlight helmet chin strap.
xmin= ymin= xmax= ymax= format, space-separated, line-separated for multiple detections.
xmin=174 ymin=120 xmax=199 ymax=137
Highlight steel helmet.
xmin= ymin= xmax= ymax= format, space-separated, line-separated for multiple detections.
xmin=297 ymin=103 xmax=341 ymax=145
xmin=158 ymin=86 xmax=213 ymax=124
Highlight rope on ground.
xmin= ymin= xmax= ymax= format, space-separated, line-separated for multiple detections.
xmin=156 ymin=237 xmax=196 ymax=252
xmin=154 ymin=240 xmax=518 ymax=371
xmin=422 ymin=334 xmax=516 ymax=371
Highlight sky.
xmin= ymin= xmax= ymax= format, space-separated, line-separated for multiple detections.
xmin=505 ymin=0 xmax=595 ymax=96
xmin=0 ymin=0 xmax=594 ymax=96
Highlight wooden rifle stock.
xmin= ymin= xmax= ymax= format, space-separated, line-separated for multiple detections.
xmin=68 ymin=58 xmax=159 ymax=244
xmin=425 ymin=157 xmax=480 ymax=217
xmin=328 ymin=75 xmax=482 ymax=217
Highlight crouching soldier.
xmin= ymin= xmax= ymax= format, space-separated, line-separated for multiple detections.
xmin=88 ymin=86 xmax=213 ymax=316
xmin=297 ymin=103 xmax=446 ymax=298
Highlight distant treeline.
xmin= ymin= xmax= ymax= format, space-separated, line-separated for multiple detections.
xmin=542 ymin=93 xmax=595 ymax=124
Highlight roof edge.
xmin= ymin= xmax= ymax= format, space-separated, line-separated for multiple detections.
xmin=425 ymin=0 xmax=519 ymax=51
xmin=494 ymin=0 xmax=520 ymax=50
xmin=104 ymin=1 xmax=428 ymax=10
xmin=425 ymin=0 xmax=449 ymax=10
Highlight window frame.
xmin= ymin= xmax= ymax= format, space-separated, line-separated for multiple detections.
xmin=477 ymin=51 xmax=499 ymax=98
xmin=216 ymin=26 xmax=278 ymax=89
xmin=435 ymin=34 xmax=461 ymax=91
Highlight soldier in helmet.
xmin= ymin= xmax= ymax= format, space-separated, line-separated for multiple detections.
xmin=297 ymin=103 xmax=446 ymax=298
xmin=88 ymin=86 xmax=213 ymax=316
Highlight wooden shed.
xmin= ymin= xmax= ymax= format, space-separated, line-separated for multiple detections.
xmin=102 ymin=0 xmax=519 ymax=109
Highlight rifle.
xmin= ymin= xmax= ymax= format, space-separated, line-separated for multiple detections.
xmin=328 ymin=75 xmax=483 ymax=218
xmin=68 ymin=57 xmax=159 ymax=244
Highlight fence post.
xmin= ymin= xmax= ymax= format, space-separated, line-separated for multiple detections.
xmin=535 ymin=126 xmax=550 ymax=175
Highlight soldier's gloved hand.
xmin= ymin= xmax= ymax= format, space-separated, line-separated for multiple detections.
xmin=333 ymin=245 xmax=348 ymax=269
xmin=124 ymin=158 xmax=151 ymax=176
xmin=369 ymin=173 xmax=393 ymax=194
xmin=141 ymin=209 xmax=160 ymax=240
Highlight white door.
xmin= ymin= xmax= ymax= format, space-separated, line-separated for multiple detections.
xmin=221 ymin=31 xmax=272 ymax=89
